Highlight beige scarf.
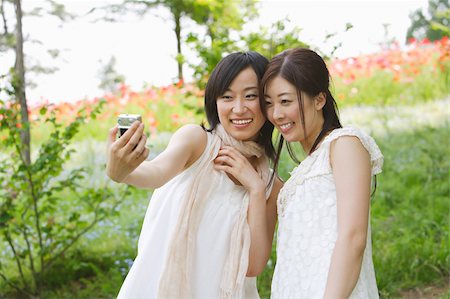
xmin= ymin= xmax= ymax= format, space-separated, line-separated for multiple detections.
xmin=158 ymin=125 xmax=269 ymax=299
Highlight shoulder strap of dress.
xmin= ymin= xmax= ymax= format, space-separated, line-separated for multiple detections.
xmin=322 ymin=127 xmax=384 ymax=175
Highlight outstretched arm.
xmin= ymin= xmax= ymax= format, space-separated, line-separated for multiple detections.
xmin=323 ymin=136 xmax=372 ymax=299
xmin=107 ymin=123 xmax=207 ymax=189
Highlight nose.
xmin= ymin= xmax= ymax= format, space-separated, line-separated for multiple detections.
xmin=232 ymin=98 xmax=246 ymax=114
xmin=272 ymin=104 xmax=284 ymax=120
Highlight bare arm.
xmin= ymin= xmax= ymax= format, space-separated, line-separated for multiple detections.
xmin=213 ymin=146 xmax=283 ymax=276
xmin=323 ymin=136 xmax=372 ymax=299
xmin=107 ymin=124 xmax=207 ymax=189
xmin=246 ymin=176 xmax=282 ymax=276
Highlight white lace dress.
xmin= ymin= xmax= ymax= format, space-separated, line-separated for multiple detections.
xmin=271 ymin=127 xmax=383 ymax=299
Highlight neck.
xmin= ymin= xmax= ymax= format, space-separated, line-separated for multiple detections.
xmin=300 ymin=119 xmax=324 ymax=154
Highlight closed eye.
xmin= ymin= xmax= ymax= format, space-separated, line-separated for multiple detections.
xmin=245 ymin=94 xmax=258 ymax=100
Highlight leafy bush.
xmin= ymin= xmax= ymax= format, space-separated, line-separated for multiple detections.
xmin=0 ymin=79 xmax=130 ymax=298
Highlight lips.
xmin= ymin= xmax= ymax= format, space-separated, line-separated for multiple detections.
xmin=278 ymin=122 xmax=294 ymax=133
xmin=231 ymin=118 xmax=253 ymax=125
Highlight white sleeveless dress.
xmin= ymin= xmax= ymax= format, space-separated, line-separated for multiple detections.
xmin=118 ymin=132 xmax=267 ymax=299
xmin=271 ymin=127 xmax=383 ymax=299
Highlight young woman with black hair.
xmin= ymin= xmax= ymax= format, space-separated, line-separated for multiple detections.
xmin=106 ymin=51 xmax=283 ymax=299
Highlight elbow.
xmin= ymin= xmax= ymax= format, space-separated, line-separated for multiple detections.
xmin=340 ymin=230 xmax=367 ymax=257
xmin=246 ymin=265 xmax=264 ymax=277
xmin=246 ymin=260 xmax=267 ymax=277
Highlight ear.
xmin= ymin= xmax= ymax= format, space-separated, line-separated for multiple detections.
xmin=314 ymin=92 xmax=326 ymax=110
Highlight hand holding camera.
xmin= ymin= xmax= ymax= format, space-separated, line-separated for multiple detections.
xmin=106 ymin=114 xmax=149 ymax=183
xmin=118 ymin=114 xmax=142 ymax=137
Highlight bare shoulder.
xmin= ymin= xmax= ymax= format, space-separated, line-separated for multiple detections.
xmin=172 ymin=124 xmax=207 ymax=144
xmin=171 ymin=124 xmax=208 ymax=167
xmin=330 ymin=135 xmax=368 ymax=157
xmin=330 ymin=135 xmax=370 ymax=169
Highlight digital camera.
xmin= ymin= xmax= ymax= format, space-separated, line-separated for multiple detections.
xmin=117 ymin=114 xmax=142 ymax=137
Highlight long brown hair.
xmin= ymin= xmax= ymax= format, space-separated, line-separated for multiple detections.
xmin=260 ymin=48 xmax=342 ymax=172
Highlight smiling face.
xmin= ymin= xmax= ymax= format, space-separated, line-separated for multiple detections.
xmin=216 ymin=67 xmax=266 ymax=141
xmin=265 ymin=75 xmax=325 ymax=151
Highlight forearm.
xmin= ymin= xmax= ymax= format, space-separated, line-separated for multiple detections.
xmin=246 ymin=189 xmax=272 ymax=277
xmin=121 ymin=161 xmax=165 ymax=189
xmin=323 ymin=235 xmax=366 ymax=299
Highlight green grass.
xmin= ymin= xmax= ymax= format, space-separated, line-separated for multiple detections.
xmin=1 ymin=104 xmax=449 ymax=298
xmin=372 ymin=126 xmax=449 ymax=295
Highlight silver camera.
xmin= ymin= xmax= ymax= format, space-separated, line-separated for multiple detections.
xmin=118 ymin=114 xmax=142 ymax=137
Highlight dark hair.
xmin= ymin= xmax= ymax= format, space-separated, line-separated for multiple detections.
xmin=260 ymin=48 xmax=342 ymax=171
xmin=204 ymin=51 xmax=275 ymax=161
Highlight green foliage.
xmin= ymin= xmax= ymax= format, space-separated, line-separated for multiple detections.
xmin=185 ymin=0 xmax=259 ymax=86
xmin=406 ymin=0 xmax=450 ymax=42
xmin=0 ymin=77 xmax=130 ymax=298
xmin=187 ymin=18 xmax=309 ymax=87
xmin=372 ymin=126 xmax=449 ymax=295
xmin=242 ymin=19 xmax=309 ymax=60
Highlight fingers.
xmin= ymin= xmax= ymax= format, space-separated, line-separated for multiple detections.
xmin=213 ymin=163 xmax=232 ymax=173
xmin=215 ymin=146 xmax=244 ymax=165
xmin=116 ymin=121 xmax=141 ymax=147
xmin=124 ymin=123 xmax=145 ymax=152
xmin=108 ymin=126 xmax=118 ymax=145
xmin=132 ymin=133 xmax=148 ymax=159
xmin=214 ymin=154 xmax=238 ymax=166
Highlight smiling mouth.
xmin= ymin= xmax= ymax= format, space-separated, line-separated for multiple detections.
xmin=279 ymin=122 xmax=294 ymax=131
xmin=231 ymin=119 xmax=253 ymax=125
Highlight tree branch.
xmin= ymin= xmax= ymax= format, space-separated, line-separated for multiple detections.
xmin=42 ymin=185 xmax=128 ymax=272
xmin=0 ymin=0 xmax=9 ymax=35
xmin=20 ymin=225 xmax=37 ymax=289
xmin=4 ymin=231 xmax=29 ymax=290
xmin=0 ymin=271 xmax=33 ymax=297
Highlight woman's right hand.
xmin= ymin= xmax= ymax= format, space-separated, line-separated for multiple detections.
xmin=106 ymin=121 xmax=149 ymax=183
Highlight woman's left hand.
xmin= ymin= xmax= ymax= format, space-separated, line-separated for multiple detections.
xmin=213 ymin=145 xmax=265 ymax=194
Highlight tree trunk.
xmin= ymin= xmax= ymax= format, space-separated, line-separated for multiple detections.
xmin=13 ymin=0 xmax=30 ymax=165
xmin=174 ymin=11 xmax=183 ymax=81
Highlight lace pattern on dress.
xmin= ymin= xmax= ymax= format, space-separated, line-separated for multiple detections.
xmin=277 ymin=126 xmax=384 ymax=218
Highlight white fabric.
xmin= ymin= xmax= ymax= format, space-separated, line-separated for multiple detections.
xmin=271 ymin=127 xmax=383 ymax=299
xmin=118 ymin=130 xmax=271 ymax=299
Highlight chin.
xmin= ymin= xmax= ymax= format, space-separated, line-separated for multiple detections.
xmin=281 ymin=133 xmax=300 ymax=143
xmin=230 ymin=131 xmax=258 ymax=142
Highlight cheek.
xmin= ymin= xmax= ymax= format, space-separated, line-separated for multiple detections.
xmin=216 ymin=104 xmax=227 ymax=122
xmin=266 ymin=107 xmax=275 ymax=122
xmin=249 ymin=101 xmax=263 ymax=116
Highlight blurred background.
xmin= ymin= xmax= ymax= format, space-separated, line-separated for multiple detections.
xmin=0 ymin=0 xmax=449 ymax=298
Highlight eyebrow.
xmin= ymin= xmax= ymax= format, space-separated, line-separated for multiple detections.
xmin=225 ymin=86 xmax=258 ymax=92
xmin=264 ymin=92 xmax=295 ymax=97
